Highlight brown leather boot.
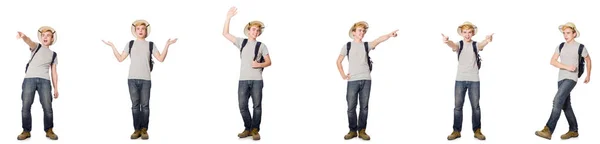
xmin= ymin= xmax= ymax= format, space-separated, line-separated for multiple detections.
xmin=238 ymin=130 xmax=251 ymax=138
xmin=17 ymin=131 xmax=31 ymax=140
xmin=474 ymin=129 xmax=486 ymax=140
xmin=358 ymin=129 xmax=370 ymax=140
xmin=141 ymin=128 xmax=149 ymax=140
xmin=447 ymin=131 xmax=461 ymax=140
xmin=131 ymin=130 xmax=142 ymax=139
xmin=251 ymin=128 xmax=260 ymax=140
xmin=344 ymin=131 xmax=357 ymax=140
xmin=535 ymin=126 xmax=552 ymax=140
xmin=45 ymin=128 xmax=58 ymax=140
xmin=560 ymin=131 xmax=578 ymax=140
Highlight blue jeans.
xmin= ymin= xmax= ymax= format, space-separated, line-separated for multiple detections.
xmin=238 ymin=80 xmax=263 ymax=131
xmin=346 ymin=80 xmax=371 ymax=131
xmin=453 ymin=81 xmax=481 ymax=132
xmin=545 ymin=79 xmax=578 ymax=133
xmin=128 ymin=79 xmax=151 ymax=130
xmin=21 ymin=78 xmax=54 ymax=132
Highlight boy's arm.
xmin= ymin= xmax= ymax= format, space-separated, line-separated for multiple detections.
xmin=369 ymin=29 xmax=398 ymax=49
xmin=223 ymin=7 xmax=237 ymax=44
xmin=253 ymin=54 xmax=272 ymax=68
xmin=102 ymin=40 xmax=128 ymax=62
xmin=153 ymin=39 xmax=178 ymax=62
xmin=550 ymin=53 xmax=575 ymax=71
xmin=442 ymin=34 xmax=458 ymax=51
xmin=585 ymin=55 xmax=592 ymax=83
xmin=477 ymin=33 xmax=494 ymax=50
xmin=16 ymin=32 xmax=38 ymax=51
xmin=51 ymin=63 xmax=59 ymax=98
xmin=336 ymin=55 xmax=349 ymax=80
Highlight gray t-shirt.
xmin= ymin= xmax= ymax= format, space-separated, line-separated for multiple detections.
xmin=454 ymin=41 xmax=482 ymax=81
xmin=233 ymin=37 xmax=269 ymax=80
xmin=25 ymin=42 xmax=58 ymax=80
xmin=123 ymin=40 xmax=159 ymax=80
xmin=339 ymin=42 xmax=374 ymax=81
xmin=555 ymin=41 xmax=589 ymax=82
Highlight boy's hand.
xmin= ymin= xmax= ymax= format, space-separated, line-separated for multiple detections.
xmin=227 ymin=7 xmax=237 ymax=18
xmin=486 ymin=33 xmax=494 ymax=42
xmin=166 ymin=38 xmax=178 ymax=45
xmin=566 ymin=65 xmax=576 ymax=72
xmin=441 ymin=33 xmax=449 ymax=43
xmin=389 ymin=30 xmax=398 ymax=37
xmin=342 ymin=73 xmax=350 ymax=80
xmin=584 ymin=76 xmax=590 ymax=84
xmin=252 ymin=60 xmax=261 ymax=68
xmin=16 ymin=32 xmax=25 ymax=39
xmin=53 ymin=91 xmax=59 ymax=99
xmin=102 ymin=40 xmax=114 ymax=47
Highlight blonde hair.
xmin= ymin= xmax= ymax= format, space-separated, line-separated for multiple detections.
xmin=459 ymin=25 xmax=475 ymax=32
xmin=39 ymin=29 xmax=54 ymax=38
xmin=561 ymin=26 xmax=575 ymax=32
xmin=351 ymin=23 xmax=369 ymax=32
xmin=247 ymin=22 xmax=264 ymax=33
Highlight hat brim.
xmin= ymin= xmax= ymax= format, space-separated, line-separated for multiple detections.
xmin=559 ymin=25 xmax=580 ymax=38
xmin=37 ymin=26 xmax=57 ymax=46
xmin=131 ymin=20 xmax=151 ymax=38
xmin=349 ymin=21 xmax=369 ymax=39
xmin=244 ymin=21 xmax=265 ymax=37
xmin=457 ymin=23 xmax=478 ymax=36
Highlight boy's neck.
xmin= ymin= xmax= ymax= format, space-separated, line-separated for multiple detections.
xmin=462 ymin=39 xmax=473 ymax=42
xmin=353 ymin=38 xmax=363 ymax=43
xmin=136 ymin=38 xmax=146 ymax=41
xmin=566 ymin=39 xmax=575 ymax=44
xmin=248 ymin=37 xmax=257 ymax=41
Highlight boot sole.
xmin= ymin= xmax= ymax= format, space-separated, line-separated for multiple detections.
xmin=17 ymin=136 xmax=31 ymax=140
xmin=46 ymin=135 xmax=58 ymax=140
xmin=447 ymin=136 xmax=461 ymax=140
xmin=535 ymin=132 xmax=551 ymax=140
xmin=561 ymin=135 xmax=579 ymax=140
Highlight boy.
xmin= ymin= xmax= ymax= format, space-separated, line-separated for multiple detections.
xmin=535 ymin=22 xmax=592 ymax=140
xmin=336 ymin=21 xmax=398 ymax=140
xmin=442 ymin=21 xmax=493 ymax=140
xmin=16 ymin=26 xmax=60 ymax=140
xmin=102 ymin=19 xmax=178 ymax=140
xmin=222 ymin=7 xmax=272 ymax=141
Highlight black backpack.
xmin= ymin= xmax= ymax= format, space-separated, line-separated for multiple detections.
xmin=25 ymin=44 xmax=57 ymax=73
xmin=346 ymin=42 xmax=373 ymax=71
xmin=240 ymin=39 xmax=265 ymax=71
xmin=458 ymin=40 xmax=481 ymax=69
xmin=129 ymin=40 xmax=155 ymax=72
xmin=558 ymin=42 xmax=585 ymax=78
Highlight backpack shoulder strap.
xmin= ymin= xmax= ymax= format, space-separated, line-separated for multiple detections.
xmin=472 ymin=41 xmax=478 ymax=53
xmin=149 ymin=41 xmax=154 ymax=55
xmin=28 ymin=44 xmax=42 ymax=63
xmin=578 ymin=44 xmax=585 ymax=56
xmin=51 ymin=52 xmax=57 ymax=65
xmin=346 ymin=42 xmax=351 ymax=56
xmin=254 ymin=42 xmax=262 ymax=61
xmin=363 ymin=42 xmax=369 ymax=53
xmin=558 ymin=42 xmax=566 ymax=54
xmin=128 ymin=40 xmax=135 ymax=54
xmin=241 ymin=39 xmax=249 ymax=53
xmin=457 ymin=40 xmax=464 ymax=60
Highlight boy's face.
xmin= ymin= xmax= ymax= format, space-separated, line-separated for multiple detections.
xmin=41 ymin=31 xmax=54 ymax=46
xmin=248 ymin=26 xmax=261 ymax=39
xmin=562 ymin=28 xmax=576 ymax=41
xmin=352 ymin=27 xmax=366 ymax=40
xmin=461 ymin=28 xmax=474 ymax=41
xmin=135 ymin=25 xmax=148 ymax=38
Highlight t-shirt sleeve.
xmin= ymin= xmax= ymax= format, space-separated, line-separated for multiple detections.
xmin=582 ymin=46 xmax=589 ymax=58
xmin=234 ymin=37 xmax=245 ymax=50
xmin=52 ymin=54 xmax=58 ymax=65
xmin=554 ymin=45 xmax=560 ymax=55
xmin=340 ymin=44 xmax=348 ymax=56
xmin=367 ymin=42 xmax=374 ymax=51
xmin=123 ymin=42 xmax=130 ymax=55
xmin=453 ymin=42 xmax=460 ymax=52
xmin=152 ymin=43 xmax=159 ymax=54
xmin=31 ymin=42 xmax=41 ymax=51
xmin=261 ymin=43 xmax=269 ymax=57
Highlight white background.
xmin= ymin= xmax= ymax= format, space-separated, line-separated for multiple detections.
xmin=0 ymin=0 xmax=599 ymax=143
